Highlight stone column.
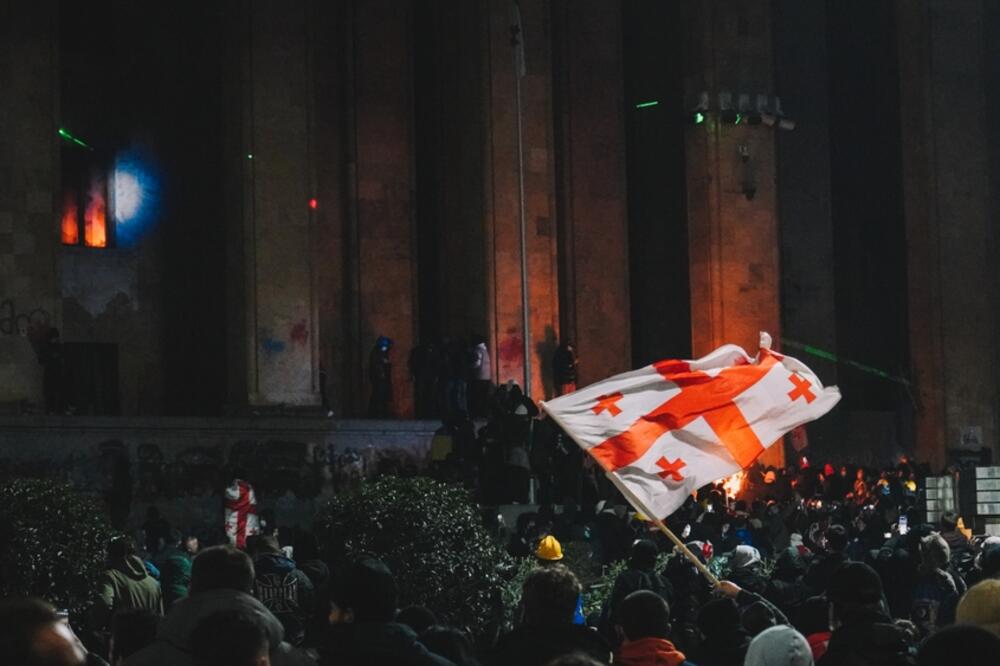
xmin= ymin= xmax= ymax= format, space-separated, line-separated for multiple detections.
xmin=350 ymin=0 xmax=419 ymax=417
xmin=898 ymin=0 xmax=996 ymax=469
xmin=682 ymin=0 xmax=782 ymax=465
xmin=552 ymin=0 xmax=631 ymax=387
xmin=0 ymin=1 xmax=59 ymax=404
xmin=483 ymin=0 xmax=560 ymax=399
xmin=243 ymin=0 xmax=319 ymax=406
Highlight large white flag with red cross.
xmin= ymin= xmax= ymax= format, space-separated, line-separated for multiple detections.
xmin=540 ymin=338 xmax=840 ymax=520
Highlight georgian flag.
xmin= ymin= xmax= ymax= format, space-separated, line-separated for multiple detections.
xmin=540 ymin=335 xmax=840 ymax=520
xmin=225 ymin=478 xmax=260 ymax=549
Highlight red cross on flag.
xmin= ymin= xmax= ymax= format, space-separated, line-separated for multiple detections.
xmin=540 ymin=335 xmax=840 ymax=520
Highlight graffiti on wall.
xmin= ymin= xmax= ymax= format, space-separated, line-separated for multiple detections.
xmin=0 ymin=298 xmax=52 ymax=338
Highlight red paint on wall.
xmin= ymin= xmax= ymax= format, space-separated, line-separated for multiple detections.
xmin=498 ymin=333 xmax=523 ymax=363
xmin=290 ymin=320 xmax=309 ymax=346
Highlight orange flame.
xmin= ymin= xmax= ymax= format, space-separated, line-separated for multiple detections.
xmin=83 ymin=176 xmax=107 ymax=248
xmin=61 ymin=190 xmax=79 ymax=245
xmin=721 ymin=470 xmax=746 ymax=501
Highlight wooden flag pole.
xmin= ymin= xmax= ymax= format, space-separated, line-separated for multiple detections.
xmin=605 ymin=472 xmax=720 ymax=588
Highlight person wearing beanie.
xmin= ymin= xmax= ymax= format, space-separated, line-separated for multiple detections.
xmin=916 ymin=623 xmax=1000 ymax=666
xmin=490 ymin=564 xmax=610 ymax=666
xmin=744 ymin=625 xmax=813 ymax=666
xmin=320 ymin=558 xmax=452 ymax=666
xmin=909 ymin=533 xmax=959 ymax=635
xmin=614 ymin=591 xmax=694 ymax=666
xmin=819 ymin=562 xmax=918 ymax=666
xmin=956 ymin=578 xmax=1000 ymax=636
xmin=692 ymin=596 xmax=750 ymax=666
xmin=728 ymin=545 xmax=768 ymax=596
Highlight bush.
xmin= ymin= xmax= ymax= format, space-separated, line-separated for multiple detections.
xmin=316 ymin=476 xmax=512 ymax=638
xmin=0 ymin=479 xmax=118 ymax=618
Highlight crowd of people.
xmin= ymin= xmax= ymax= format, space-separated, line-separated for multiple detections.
xmin=6 ymin=448 xmax=1000 ymax=665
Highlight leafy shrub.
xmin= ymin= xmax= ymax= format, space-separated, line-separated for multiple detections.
xmin=316 ymin=476 xmax=512 ymax=638
xmin=0 ymin=479 xmax=118 ymax=618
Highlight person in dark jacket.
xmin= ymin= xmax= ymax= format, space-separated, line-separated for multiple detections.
xmin=764 ymin=546 xmax=809 ymax=614
xmin=804 ymin=525 xmax=849 ymax=596
xmin=124 ymin=545 xmax=312 ymax=666
xmin=490 ymin=564 xmax=611 ymax=666
xmin=614 ymin=590 xmax=694 ymax=666
xmin=819 ymin=562 xmax=918 ymax=666
xmin=909 ymin=533 xmax=959 ymax=636
xmin=153 ymin=529 xmax=191 ymax=609
xmin=320 ymin=558 xmax=451 ymax=666
xmin=603 ymin=540 xmax=674 ymax=643
xmin=251 ymin=536 xmax=314 ymax=647
xmin=916 ymin=624 xmax=1000 ymax=666
xmin=368 ymin=336 xmax=393 ymax=418
xmin=553 ymin=340 xmax=579 ymax=396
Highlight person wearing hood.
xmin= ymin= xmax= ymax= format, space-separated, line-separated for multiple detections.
xmin=727 ymin=545 xmax=768 ymax=596
xmin=909 ymin=533 xmax=959 ymax=635
xmin=764 ymin=546 xmax=809 ymax=613
xmin=125 ymin=545 xmax=313 ymax=666
xmin=818 ymin=562 xmax=918 ymax=666
xmin=152 ymin=529 xmax=191 ymax=609
xmin=94 ymin=537 xmax=163 ymax=631
xmin=614 ymin=591 xmax=693 ymax=666
xmin=320 ymin=558 xmax=452 ymax=666
xmin=251 ymin=536 xmax=315 ymax=647
xmin=744 ymin=625 xmax=813 ymax=666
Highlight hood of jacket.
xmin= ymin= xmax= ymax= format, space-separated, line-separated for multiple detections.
xmin=825 ymin=610 xmax=917 ymax=665
xmin=159 ymin=588 xmax=285 ymax=648
xmin=112 ymin=555 xmax=152 ymax=582
xmin=617 ymin=637 xmax=687 ymax=666
xmin=255 ymin=552 xmax=297 ymax=575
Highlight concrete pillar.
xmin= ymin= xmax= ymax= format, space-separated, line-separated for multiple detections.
xmin=350 ymin=0 xmax=419 ymax=417
xmin=484 ymin=0 xmax=560 ymax=399
xmin=243 ymin=0 xmax=319 ymax=406
xmin=0 ymin=1 xmax=59 ymax=404
xmin=898 ymin=1 xmax=997 ymax=469
xmin=552 ymin=1 xmax=631 ymax=387
xmin=682 ymin=0 xmax=782 ymax=465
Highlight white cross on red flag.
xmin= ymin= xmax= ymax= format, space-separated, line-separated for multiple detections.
xmin=540 ymin=337 xmax=840 ymax=520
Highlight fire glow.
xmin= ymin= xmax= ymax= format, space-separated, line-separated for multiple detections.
xmin=84 ymin=177 xmax=108 ymax=248
xmin=721 ymin=470 xmax=746 ymax=500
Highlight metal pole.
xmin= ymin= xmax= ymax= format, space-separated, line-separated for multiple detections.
xmin=511 ymin=2 xmax=531 ymax=396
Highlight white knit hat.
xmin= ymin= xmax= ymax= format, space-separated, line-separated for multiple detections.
xmin=744 ymin=624 xmax=814 ymax=666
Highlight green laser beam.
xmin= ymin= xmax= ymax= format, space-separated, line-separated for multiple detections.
xmin=635 ymin=100 xmax=659 ymax=109
xmin=58 ymin=127 xmax=93 ymax=150
xmin=780 ymin=337 xmax=910 ymax=386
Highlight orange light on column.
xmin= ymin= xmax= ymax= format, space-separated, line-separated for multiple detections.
xmin=61 ymin=191 xmax=79 ymax=245
xmin=83 ymin=177 xmax=107 ymax=248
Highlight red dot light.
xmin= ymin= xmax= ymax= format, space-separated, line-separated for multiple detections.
xmin=309 ymin=198 xmax=318 ymax=210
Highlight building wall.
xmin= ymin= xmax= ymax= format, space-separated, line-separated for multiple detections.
xmin=899 ymin=0 xmax=998 ymax=469
xmin=0 ymin=1 xmax=59 ymax=406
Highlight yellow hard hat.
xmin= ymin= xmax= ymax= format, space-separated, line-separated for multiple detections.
xmin=535 ymin=535 xmax=564 ymax=561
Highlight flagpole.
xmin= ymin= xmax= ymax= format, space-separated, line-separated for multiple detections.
xmin=604 ymin=472 xmax=720 ymax=588
xmin=510 ymin=2 xmax=531 ymax=397
xmin=539 ymin=403 xmax=720 ymax=588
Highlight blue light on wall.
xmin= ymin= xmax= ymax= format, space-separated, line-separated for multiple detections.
xmin=111 ymin=151 xmax=159 ymax=245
